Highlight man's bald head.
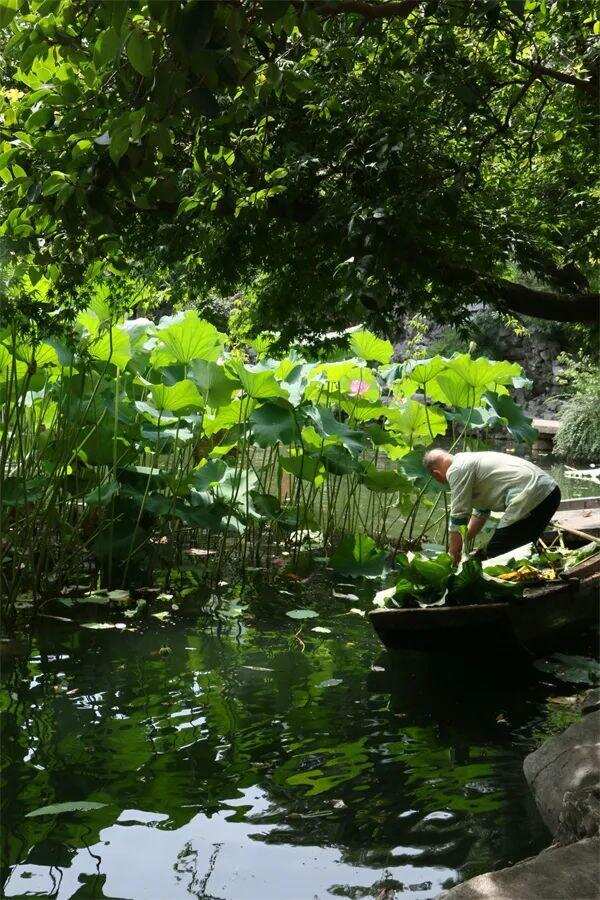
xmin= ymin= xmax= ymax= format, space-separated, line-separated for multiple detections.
xmin=423 ymin=448 xmax=453 ymax=484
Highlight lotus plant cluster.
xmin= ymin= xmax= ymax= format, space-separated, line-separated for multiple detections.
xmin=0 ymin=306 xmax=536 ymax=614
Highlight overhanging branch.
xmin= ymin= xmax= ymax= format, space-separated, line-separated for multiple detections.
xmin=301 ymin=1 xmax=421 ymax=20
xmin=520 ymin=62 xmax=596 ymax=97
xmin=457 ymin=269 xmax=599 ymax=324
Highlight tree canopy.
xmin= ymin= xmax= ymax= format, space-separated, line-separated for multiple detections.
xmin=0 ymin=0 xmax=598 ymax=335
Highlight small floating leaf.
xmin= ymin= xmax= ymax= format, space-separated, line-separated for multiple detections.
xmin=108 ymin=590 xmax=130 ymax=603
xmin=26 ymin=801 xmax=107 ymax=818
xmin=286 ymin=609 xmax=319 ymax=619
xmin=332 ymin=590 xmax=359 ymax=601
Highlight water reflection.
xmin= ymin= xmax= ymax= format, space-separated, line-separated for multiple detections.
xmin=2 ymin=601 xmax=572 ymax=900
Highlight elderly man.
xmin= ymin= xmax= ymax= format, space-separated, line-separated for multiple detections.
xmin=423 ymin=449 xmax=561 ymax=563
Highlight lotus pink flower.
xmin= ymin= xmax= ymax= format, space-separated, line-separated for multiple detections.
xmin=349 ymin=379 xmax=369 ymax=396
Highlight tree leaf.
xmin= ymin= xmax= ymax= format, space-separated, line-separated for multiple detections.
xmin=316 ymin=678 xmax=342 ymax=688
xmin=127 ymin=30 xmax=154 ymax=77
xmin=94 ymin=26 xmax=121 ymax=68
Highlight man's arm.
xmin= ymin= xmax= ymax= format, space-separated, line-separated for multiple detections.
xmin=467 ymin=512 xmax=489 ymax=541
xmin=449 ymin=530 xmax=463 ymax=565
xmin=447 ymin=462 xmax=475 ymax=564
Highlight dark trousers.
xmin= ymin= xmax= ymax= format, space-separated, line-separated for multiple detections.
xmin=484 ymin=486 xmax=561 ymax=559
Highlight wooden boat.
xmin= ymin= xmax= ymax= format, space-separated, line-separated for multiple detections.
xmin=547 ymin=495 xmax=600 ymax=543
xmin=369 ymin=551 xmax=600 ymax=654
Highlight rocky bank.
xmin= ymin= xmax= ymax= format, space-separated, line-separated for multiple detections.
xmin=440 ymin=693 xmax=600 ymax=899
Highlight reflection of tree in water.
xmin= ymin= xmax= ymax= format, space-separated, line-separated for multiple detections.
xmin=175 ymin=840 xmax=224 ymax=899
xmin=2 ymin=617 xmax=558 ymax=895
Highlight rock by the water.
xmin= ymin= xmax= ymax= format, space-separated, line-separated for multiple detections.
xmin=440 ymin=837 xmax=600 ymax=899
xmin=582 ymin=689 xmax=600 ymax=717
xmin=523 ymin=710 xmax=600 ymax=840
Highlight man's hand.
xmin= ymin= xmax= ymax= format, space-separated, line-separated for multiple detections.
xmin=449 ymin=531 xmax=463 ymax=565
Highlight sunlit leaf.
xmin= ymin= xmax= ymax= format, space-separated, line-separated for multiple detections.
xmin=386 ymin=400 xmax=447 ymax=446
xmin=349 ymin=329 xmax=393 ymax=364
xmin=150 ymin=379 xmax=204 ymax=413
xmin=152 ymin=312 xmax=224 ymax=366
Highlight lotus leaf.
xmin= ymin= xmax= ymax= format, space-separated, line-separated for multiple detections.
xmin=152 ymin=311 xmax=224 ymax=366
xmin=280 ymin=454 xmax=326 ymax=484
xmin=484 ymin=392 xmax=538 ymax=443
xmin=227 ymin=360 xmax=287 ymax=400
xmin=359 ymin=463 xmax=411 ymax=494
xmin=387 ymin=400 xmax=447 ymax=446
xmin=348 ymin=329 xmax=393 ymax=365
xmin=150 ymin=379 xmax=204 ymax=413
xmin=249 ymin=401 xmax=300 ymax=447
xmin=330 ymin=533 xmax=387 ymax=578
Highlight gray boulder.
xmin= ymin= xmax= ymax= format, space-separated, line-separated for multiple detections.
xmin=582 ymin=689 xmax=600 ymax=717
xmin=439 ymin=837 xmax=599 ymax=899
xmin=523 ymin=710 xmax=600 ymax=841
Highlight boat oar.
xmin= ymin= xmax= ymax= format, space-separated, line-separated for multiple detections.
xmin=553 ymin=523 xmax=600 ymax=546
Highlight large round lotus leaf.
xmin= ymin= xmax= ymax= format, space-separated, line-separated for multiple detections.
xmin=152 ymin=311 xmax=224 ymax=366
xmin=249 ymin=401 xmax=300 ymax=447
xmin=348 ymin=329 xmax=393 ymax=365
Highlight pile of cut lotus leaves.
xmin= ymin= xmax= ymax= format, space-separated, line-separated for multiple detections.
xmin=375 ymin=542 xmax=598 ymax=610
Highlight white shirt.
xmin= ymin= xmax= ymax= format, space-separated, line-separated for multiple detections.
xmin=447 ymin=451 xmax=557 ymax=531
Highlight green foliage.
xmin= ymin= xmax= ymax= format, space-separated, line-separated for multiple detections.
xmin=0 ymin=317 xmax=534 ymax=609
xmin=554 ymin=351 xmax=600 ymax=399
xmin=0 ymin=0 xmax=597 ymax=335
xmin=555 ymin=392 xmax=600 ymax=463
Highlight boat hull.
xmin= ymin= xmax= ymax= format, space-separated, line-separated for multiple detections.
xmin=369 ymin=554 xmax=600 ymax=654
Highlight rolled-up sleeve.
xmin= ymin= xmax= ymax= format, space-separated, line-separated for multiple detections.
xmin=448 ymin=462 xmax=475 ymax=531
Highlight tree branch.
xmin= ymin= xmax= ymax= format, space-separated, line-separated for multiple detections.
xmin=520 ymin=62 xmax=596 ymax=97
xmin=451 ymin=267 xmax=599 ymax=324
xmin=487 ymin=278 xmax=598 ymax=324
xmin=302 ymin=1 xmax=421 ymax=20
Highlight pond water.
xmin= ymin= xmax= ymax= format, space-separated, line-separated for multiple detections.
xmin=2 ymin=591 xmax=596 ymax=900
xmin=2 ymin=458 xmax=598 ymax=900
